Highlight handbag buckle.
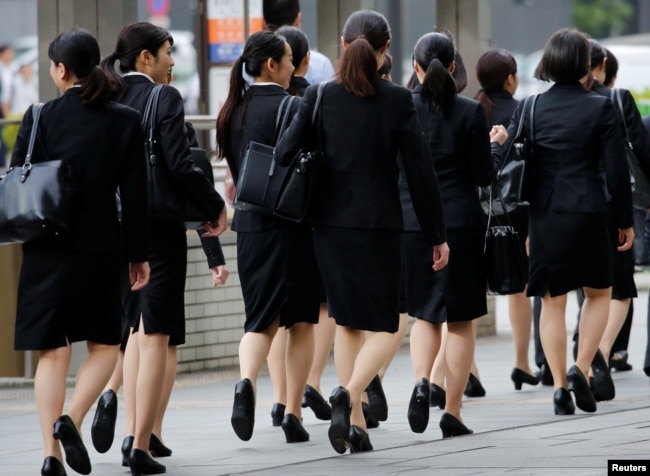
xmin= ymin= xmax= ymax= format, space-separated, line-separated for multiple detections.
xmin=20 ymin=162 xmax=33 ymax=182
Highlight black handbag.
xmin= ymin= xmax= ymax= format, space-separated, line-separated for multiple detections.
xmin=611 ymin=88 xmax=650 ymax=210
xmin=143 ymin=85 xmax=213 ymax=223
xmin=233 ymin=95 xmax=295 ymax=215
xmin=484 ymin=190 xmax=527 ymax=295
xmin=0 ymin=104 xmax=76 ymax=245
xmin=480 ymin=94 xmax=538 ymax=216
xmin=274 ymin=81 xmax=327 ymax=223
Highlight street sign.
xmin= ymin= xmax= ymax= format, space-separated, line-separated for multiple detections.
xmin=147 ymin=0 xmax=171 ymax=17
xmin=207 ymin=0 xmax=263 ymax=63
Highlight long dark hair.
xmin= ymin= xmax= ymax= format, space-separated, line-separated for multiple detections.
xmin=216 ymin=30 xmax=287 ymax=160
xmin=534 ymin=29 xmax=590 ymax=83
xmin=100 ymin=22 xmax=173 ymax=98
xmin=337 ymin=10 xmax=391 ymax=98
xmin=604 ymin=47 xmax=618 ymax=87
xmin=276 ymin=25 xmax=309 ymax=95
xmin=48 ymin=28 xmax=114 ymax=106
xmin=413 ymin=32 xmax=456 ymax=117
xmin=474 ymin=48 xmax=517 ymax=119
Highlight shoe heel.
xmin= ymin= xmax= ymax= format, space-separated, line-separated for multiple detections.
xmin=514 ymin=380 xmax=522 ymax=391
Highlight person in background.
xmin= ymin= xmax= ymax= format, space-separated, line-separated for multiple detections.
xmin=0 ymin=43 xmax=16 ymax=167
xmin=276 ymin=9 xmax=449 ymax=453
xmin=12 ymin=28 xmax=150 ymax=476
xmin=644 ymin=114 xmax=650 ymax=381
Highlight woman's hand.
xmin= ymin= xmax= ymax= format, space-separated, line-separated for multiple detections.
xmin=490 ymin=125 xmax=508 ymax=145
xmin=618 ymin=227 xmax=635 ymax=251
xmin=211 ymin=265 xmax=230 ymax=287
xmin=201 ymin=207 xmax=228 ymax=237
xmin=129 ymin=261 xmax=150 ymax=290
xmin=432 ymin=242 xmax=450 ymax=271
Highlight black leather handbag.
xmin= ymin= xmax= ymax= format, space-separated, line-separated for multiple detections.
xmin=480 ymin=94 xmax=538 ymax=216
xmin=611 ymin=88 xmax=650 ymax=210
xmin=234 ymin=95 xmax=295 ymax=215
xmin=274 ymin=81 xmax=327 ymax=223
xmin=484 ymin=191 xmax=527 ymax=295
xmin=143 ymin=85 xmax=213 ymax=223
xmin=0 ymin=104 xmax=76 ymax=245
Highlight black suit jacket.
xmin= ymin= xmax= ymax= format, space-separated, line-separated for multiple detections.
xmin=275 ymin=79 xmax=446 ymax=246
xmin=401 ymin=88 xmax=495 ymax=230
xmin=485 ymin=89 xmax=518 ymax=127
xmin=508 ymin=82 xmax=633 ymax=228
xmin=11 ymin=88 xmax=148 ymax=262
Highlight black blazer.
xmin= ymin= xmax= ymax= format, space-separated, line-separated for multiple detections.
xmin=509 ymin=82 xmax=633 ymax=228
xmin=226 ymin=84 xmax=298 ymax=233
xmin=11 ymin=88 xmax=148 ymax=262
xmin=401 ymin=87 xmax=495 ymax=230
xmin=485 ymin=89 xmax=518 ymax=126
xmin=275 ymin=79 xmax=446 ymax=246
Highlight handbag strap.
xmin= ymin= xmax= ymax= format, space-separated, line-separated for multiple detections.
xmin=24 ymin=103 xmax=44 ymax=166
xmin=312 ymin=81 xmax=327 ymax=154
xmin=272 ymin=95 xmax=295 ymax=145
xmin=611 ymin=88 xmax=633 ymax=150
xmin=143 ymin=84 xmax=165 ymax=164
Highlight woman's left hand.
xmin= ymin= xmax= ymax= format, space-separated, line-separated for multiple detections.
xmin=489 ymin=125 xmax=508 ymax=145
xmin=617 ymin=227 xmax=635 ymax=251
xmin=211 ymin=265 xmax=230 ymax=287
xmin=201 ymin=207 xmax=228 ymax=237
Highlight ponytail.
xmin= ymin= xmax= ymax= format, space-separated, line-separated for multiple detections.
xmin=100 ymin=52 xmax=126 ymax=99
xmin=474 ymin=89 xmax=494 ymax=121
xmin=337 ymin=38 xmax=377 ymax=97
xmin=216 ymin=57 xmax=247 ymax=160
xmin=413 ymin=32 xmax=456 ymax=117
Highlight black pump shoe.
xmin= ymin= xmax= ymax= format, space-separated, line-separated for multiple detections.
xmin=567 ymin=365 xmax=597 ymax=413
xmin=281 ymin=414 xmax=309 ymax=443
xmin=429 ymin=383 xmax=446 ymax=409
xmin=41 ymin=456 xmax=67 ymax=476
xmin=52 ymin=415 xmax=91 ymax=475
xmin=149 ymin=434 xmax=172 ymax=457
xmin=91 ymin=389 xmax=117 ymax=453
xmin=553 ymin=388 xmax=575 ymax=415
xmin=538 ymin=363 xmax=554 ymax=386
xmin=365 ymin=375 xmax=388 ymax=421
xmin=128 ymin=448 xmax=166 ymax=476
xmin=439 ymin=412 xmax=473 ymax=438
xmin=511 ymin=368 xmax=540 ymax=391
xmin=231 ymin=378 xmax=255 ymax=441
xmin=464 ymin=373 xmax=486 ymax=397
xmin=362 ymin=402 xmax=379 ymax=428
xmin=302 ymin=385 xmax=331 ymax=420
xmin=590 ymin=350 xmax=615 ymax=401
xmin=349 ymin=425 xmax=373 ymax=453
xmin=328 ymin=386 xmax=351 ymax=454
xmin=271 ymin=403 xmax=286 ymax=427
xmin=122 ymin=436 xmax=134 ymax=467
xmin=407 ymin=378 xmax=430 ymax=433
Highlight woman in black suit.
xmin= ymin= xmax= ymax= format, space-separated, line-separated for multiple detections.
xmin=518 ymin=29 xmax=634 ymax=415
xmin=474 ymin=49 xmax=540 ymax=391
xmin=403 ymin=32 xmax=502 ymax=438
xmin=11 ymin=29 xmax=150 ymax=476
xmin=101 ymin=22 xmax=227 ymax=474
xmin=275 ymin=10 xmax=449 ymax=453
xmin=216 ymin=30 xmax=320 ymax=444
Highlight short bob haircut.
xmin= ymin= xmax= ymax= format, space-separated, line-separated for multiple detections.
xmin=534 ymin=29 xmax=590 ymax=83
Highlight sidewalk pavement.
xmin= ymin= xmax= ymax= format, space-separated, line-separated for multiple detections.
xmin=1 ymin=278 xmax=649 ymax=475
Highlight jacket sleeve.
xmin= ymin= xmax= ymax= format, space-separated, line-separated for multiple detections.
xmin=620 ymin=89 xmax=650 ymax=177
xmin=469 ymin=103 xmax=496 ymax=187
xmin=198 ymin=233 xmax=226 ymax=268
xmin=157 ymin=86 xmax=225 ymax=221
xmin=274 ymin=86 xmax=315 ymax=166
xmin=398 ymin=93 xmax=446 ymax=246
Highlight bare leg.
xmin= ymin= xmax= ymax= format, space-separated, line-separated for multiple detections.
xmin=306 ymin=304 xmax=336 ymax=393
xmin=444 ymin=321 xmax=475 ymax=421
xmin=35 ymin=346 xmax=71 ymax=461
xmin=430 ymin=324 xmax=448 ymax=388
xmin=540 ymin=293 xmax=569 ymax=389
xmin=379 ymin=313 xmax=409 ymax=380
xmin=508 ymin=291 xmax=535 ymax=374
xmin=576 ymin=287 xmax=612 ymax=375
xmin=152 ymin=346 xmax=177 ymax=442
xmin=122 ymin=329 xmax=138 ymax=437
xmin=599 ymin=298 xmax=631 ymax=362
xmin=409 ymin=319 xmax=441 ymax=382
xmin=267 ymin=327 xmax=288 ymax=405
xmin=239 ymin=318 xmax=280 ymax=390
xmin=285 ymin=323 xmax=314 ymax=417
xmin=468 ymin=319 xmax=481 ymax=379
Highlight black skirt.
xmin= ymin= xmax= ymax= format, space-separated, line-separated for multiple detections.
xmin=314 ymin=227 xmax=400 ymax=333
xmin=15 ymin=249 xmax=122 ymax=350
xmin=607 ymin=210 xmax=637 ymax=299
xmin=402 ymin=228 xmax=487 ymax=324
xmin=237 ymin=224 xmax=320 ymax=332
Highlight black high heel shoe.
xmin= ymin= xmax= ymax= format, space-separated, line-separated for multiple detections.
xmin=553 ymin=388 xmax=575 ymax=415
xmin=349 ymin=425 xmax=373 ymax=453
xmin=362 ymin=402 xmax=379 ymax=428
xmin=439 ymin=412 xmax=473 ymax=438
xmin=271 ymin=403 xmax=286 ymax=427
xmin=231 ymin=378 xmax=255 ymax=441
xmin=429 ymin=383 xmax=446 ymax=410
xmin=149 ymin=434 xmax=172 ymax=457
xmin=52 ymin=415 xmax=91 ymax=475
xmin=567 ymin=365 xmax=597 ymax=413
xmin=91 ymin=389 xmax=117 ymax=453
xmin=122 ymin=436 xmax=134 ymax=467
xmin=128 ymin=448 xmax=166 ymax=476
xmin=511 ymin=368 xmax=540 ymax=391
xmin=302 ymin=385 xmax=331 ymax=420
xmin=365 ymin=375 xmax=388 ymax=421
xmin=537 ymin=363 xmax=554 ymax=386
xmin=41 ymin=456 xmax=67 ymax=476
xmin=281 ymin=413 xmax=309 ymax=443
xmin=464 ymin=373 xmax=486 ymax=397
xmin=590 ymin=349 xmax=615 ymax=401
xmin=328 ymin=386 xmax=351 ymax=454
xmin=407 ymin=378 xmax=430 ymax=434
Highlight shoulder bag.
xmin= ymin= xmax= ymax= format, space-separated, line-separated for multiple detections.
xmin=0 ymin=104 xmax=76 ymax=245
xmin=143 ymin=84 xmax=214 ymax=223
xmin=274 ymin=81 xmax=327 ymax=223
xmin=480 ymin=94 xmax=538 ymax=215
xmin=611 ymin=88 xmax=650 ymax=210
xmin=234 ymin=95 xmax=296 ymax=215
